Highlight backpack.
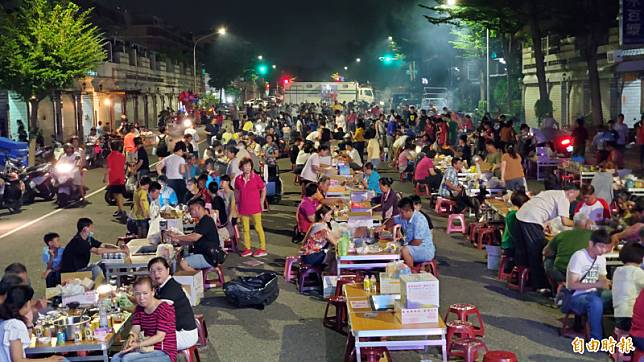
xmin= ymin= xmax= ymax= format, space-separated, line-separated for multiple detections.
xmin=156 ymin=135 xmax=169 ymax=157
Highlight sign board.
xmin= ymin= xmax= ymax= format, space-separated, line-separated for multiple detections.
xmin=622 ymin=0 xmax=644 ymax=45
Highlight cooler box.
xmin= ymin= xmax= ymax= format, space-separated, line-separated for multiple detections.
xmin=400 ymin=273 xmax=440 ymax=308
xmin=379 ymin=272 xmax=401 ymax=294
xmin=323 ymin=275 xmax=338 ymax=299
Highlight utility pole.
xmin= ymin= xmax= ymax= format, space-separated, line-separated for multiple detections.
xmin=486 ymin=27 xmax=490 ymax=113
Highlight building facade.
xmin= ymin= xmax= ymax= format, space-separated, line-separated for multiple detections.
xmin=520 ymin=27 xmax=641 ymax=128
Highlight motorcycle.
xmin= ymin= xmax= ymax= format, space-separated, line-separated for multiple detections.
xmin=104 ymin=174 xmax=135 ymax=206
xmin=4 ymin=158 xmax=55 ymax=204
xmin=52 ymin=160 xmax=82 ymax=208
xmin=84 ymin=140 xmax=103 ymax=169
xmin=0 ymin=169 xmax=24 ymax=214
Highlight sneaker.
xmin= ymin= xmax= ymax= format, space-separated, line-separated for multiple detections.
xmin=240 ymin=249 xmax=253 ymax=257
xmin=253 ymin=249 xmax=268 ymax=257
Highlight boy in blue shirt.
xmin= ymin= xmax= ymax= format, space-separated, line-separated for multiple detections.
xmin=157 ymin=175 xmax=179 ymax=207
xmin=361 ymin=162 xmax=381 ymax=194
xmin=41 ymin=232 xmax=64 ymax=287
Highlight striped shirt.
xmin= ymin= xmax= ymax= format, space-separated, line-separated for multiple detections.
xmin=131 ymin=301 xmax=177 ymax=362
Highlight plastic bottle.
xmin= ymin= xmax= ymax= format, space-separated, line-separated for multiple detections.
xmin=338 ymin=233 xmax=350 ymax=257
xmin=99 ymin=300 xmax=109 ymax=329
xmin=363 ymin=275 xmax=371 ymax=292
xmin=370 ymin=275 xmax=377 ymax=294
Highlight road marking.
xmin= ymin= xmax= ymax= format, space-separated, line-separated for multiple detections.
xmin=0 ymin=138 xmax=207 ymax=240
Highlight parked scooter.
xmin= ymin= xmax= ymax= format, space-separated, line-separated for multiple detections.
xmin=53 ymin=144 xmax=82 ymax=208
xmin=0 ymin=169 xmax=23 ymax=214
xmin=3 ymin=158 xmax=55 ymax=204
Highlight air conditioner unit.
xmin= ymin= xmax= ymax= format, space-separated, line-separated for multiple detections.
xmin=607 ymin=50 xmax=623 ymax=64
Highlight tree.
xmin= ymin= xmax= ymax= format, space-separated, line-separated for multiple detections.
xmin=0 ymin=0 xmax=105 ymax=135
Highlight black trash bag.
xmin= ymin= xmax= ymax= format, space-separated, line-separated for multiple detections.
xmin=223 ymin=272 xmax=279 ymax=309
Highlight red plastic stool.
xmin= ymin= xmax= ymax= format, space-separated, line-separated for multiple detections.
xmin=283 ymin=256 xmax=300 ymax=282
xmin=415 ymin=182 xmax=430 ymax=197
xmin=467 ymin=222 xmax=485 ymax=243
xmin=446 ymin=320 xmax=475 ymax=352
xmin=445 ymin=303 xmax=485 ymax=337
xmin=202 ymin=265 xmax=225 ymax=289
xmin=476 ymin=227 xmax=498 ymax=250
xmin=412 ymin=260 xmax=440 ymax=277
xmin=323 ymin=295 xmax=347 ymax=335
xmin=178 ymin=345 xmax=201 ymax=362
xmin=560 ymin=312 xmax=590 ymax=340
xmin=483 ymin=350 xmax=518 ymax=362
xmin=435 ymin=197 xmax=455 ymax=216
xmin=612 ymin=328 xmax=631 ymax=362
xmin=506 ymin=266 xmax=529 ymax=294
xmin=348 ymin=346 xmax=393 ymax=362
xmin=447 ymin=214 xmax=466 ymax=234
xmin=497 ymin=255 xmax=512 ymax=281
xmin=194 ymin=314 xmax=208 ymax=347
xmin=449 ymin=337 xmax=488 ymax=362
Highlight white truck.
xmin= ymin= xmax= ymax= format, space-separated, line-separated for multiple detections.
xmin=284 ymin=82 xmax=374 ymax=104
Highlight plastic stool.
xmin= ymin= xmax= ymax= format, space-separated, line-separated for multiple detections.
xmin=202 ymin=265 xmax=225 ymax=289
xmin=283 ymin=256 xmax=300 ymax=282
xmin=412 ymin=260 xmax=440 ymax=277
xmin=323 ymin=295 xmax=347 ymax=335
xmin=483 ymin=350 xmax=518 ymax=362
xmin=450 ymin=337 xmax=488 ymax=362
xmin=445 ymin=303 xmax=485 ymax=337
xmin=497 ymin=255 xmax=512 ymax=281
xmin=435 ymin=197 xmax=455 ymax=216
xmin=297 ymin=264 xmax=323 ymax=293
xmin=476 ymin=227 xmax=498 ymax=250
xmin=561 ymin=313 xmax=590 ymax=339
xmin=348 ymin=346 xmax=392 ymax=362
xmin=467 ymin=222 xmax=484 ymax=243
xmin=415 ymin=182 xmax=430 ymax=197
xmin=447 ymin=214 xmax=466 ymax=234
xmin=446 ymin=320 xmax=475 ymax=352
xmin=612 ymin=328 xmax=631 ymax=362
xmin=506 ymin=266 xmax=529 ymax=294
xmin=178 ymin=345 xmax=201 ymax=362
xmin=194 ymin=314 xmax=208 ymax=347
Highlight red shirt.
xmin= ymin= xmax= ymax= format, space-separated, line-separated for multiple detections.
xmin=106 ymin=151 xmax=126 ymax=186
xmin=414 ymin=157 xmax=434 ymax=181
xmin=234 ymin=172 xmax=265 ymax=215
xmin=131 ymin=301 xmax=177 ymax=362
xmin=631 ymin=289 xmax=644 ymax=338
xmin=297 ymin=197 xmax=318 ymax=232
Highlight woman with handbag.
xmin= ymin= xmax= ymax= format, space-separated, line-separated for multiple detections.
xmin=112 ymin=277 xmax=177 ymax=362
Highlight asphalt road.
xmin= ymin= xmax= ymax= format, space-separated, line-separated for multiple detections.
xmin=0 ymin=137 xmax=608 ymax=361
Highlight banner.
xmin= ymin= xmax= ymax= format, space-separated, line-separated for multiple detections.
xmin=622 ymin=0 xmax=644 ymax=45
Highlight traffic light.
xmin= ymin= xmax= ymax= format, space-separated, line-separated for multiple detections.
xmin=257 ymin=64 xmax=268 ymax=75
xmin=379 ymin=54 xmax=395 ymax=65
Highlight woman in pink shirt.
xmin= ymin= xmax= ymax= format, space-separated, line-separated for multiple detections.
xmin=234 ymin=158 xmax=268 ymax=257
xmin=297 ymin=183 xmax=320 ymax=233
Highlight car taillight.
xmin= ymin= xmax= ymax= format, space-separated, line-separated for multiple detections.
xmin=560 ymin=138 xmax=571 ymax=146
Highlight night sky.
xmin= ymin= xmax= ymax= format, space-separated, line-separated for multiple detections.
xmin=99 ymin=0 xmax=455 ymax=85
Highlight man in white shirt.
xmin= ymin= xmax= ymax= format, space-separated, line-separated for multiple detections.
xmin=515 ymin=186 xmax=579 ymax=289
xmin=225 ymin=145 xmax=242 ymax=180
xmin=300 ymin=144 xmax=331 ymax=183
xmin=573 ymin=184 xmax=611 ymax=224
xmin=184 ymin=126 xmax=199 ymax=153
xmin=565 ymin=229 xmax=612 ymax=340
xmin=345 ymin=142 xmax=363 ymax=170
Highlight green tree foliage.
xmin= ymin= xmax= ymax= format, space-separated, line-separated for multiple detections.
xmin=450 ymin=23 xmax=487 ymax=59
xmin=0 ymin=0 xmax=105 ymax=130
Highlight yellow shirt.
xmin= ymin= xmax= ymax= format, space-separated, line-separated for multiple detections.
xmin=132 ymin=188 xmax=149 ymax=220
xmin=222 ymin=132 xmax=233 ymax=144
xmin=353 ymin=128 xmax=365 ymax=143
xmin=242 ymin=121 xmax=254 ymax=132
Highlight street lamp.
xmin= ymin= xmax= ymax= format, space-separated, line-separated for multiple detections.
xmin=193 ymin=26 xmax=227 ymax=92
xmin=258 ymin=55 xmax=263 ymax=60
xmin=388 ymin=36 xmax=393 ymax=41
xmin=356 ymin=58 xmax=361 ymax=63
xmin=272 ymin=64 xmax=276 ymax=69
xmin=447 ymin=0 xmax=456 ymax=6
xmin=344 ymin=66 xmax=348 ymax=70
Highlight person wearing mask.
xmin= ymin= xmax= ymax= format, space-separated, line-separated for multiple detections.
xmin=297 ymin=183 xmax=320 ymax=234
xmin=0 ymin=285 xmax=66 ymax=361
xmin=375 ymin=177 xmax=399 ymax=220
xmin=147 ymin=257 xmax=198 ymax=351
xmin=60 ymin=218 xmax=125 ymax=280
xmin=299 ymin=205 xmax=338 ymax=267
xmin=573 ymin=184 xmax=611 ymax=224
xmin=131 ymin=177 xmax=151 ymax=238
xmin=543 ymin=213 xmax=594 ymax=287
xmin=157 ymin=175 xmax=179 ymax=208
xmin=612 ymin=242 xmax=644 ymax=332
xmin=515 ymin=186 xmax=580 ymax=290
xmin=112 ymin=277 xmax=176 ymax=362
xmin=234 ymin=158 xmax=268 ymax=258
xmin=41 ymin=232 xmax=64 ymax=288
xmin=500 ymin=190 xmax=530 ymax=274
xmin=565 ymin=229 xmax=613 ymax=341
xmin=380 ymin=197 xmax=435 ymax=268
xmin=157 ymin=141 xmax=187 ymax=202
xmin=167 ymin=198 xmax=222 ymax=272
xmin=501 ymin=144 xmax=527 ymax=192
xmin=300 ymin=144 xmax=331 ymax=185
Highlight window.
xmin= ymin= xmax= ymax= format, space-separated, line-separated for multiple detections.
xmin=364 ymin=90 xmax=373 ymax=97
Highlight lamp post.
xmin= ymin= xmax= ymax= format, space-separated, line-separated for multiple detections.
xmin=193 ymin=26 xmax=227 ymax=92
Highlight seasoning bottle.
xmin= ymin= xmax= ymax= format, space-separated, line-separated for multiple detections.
xmin=363 ymin=275 xmax=371 ymax=292
xmin=370 ymin=275 xmax=377 ymax=294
